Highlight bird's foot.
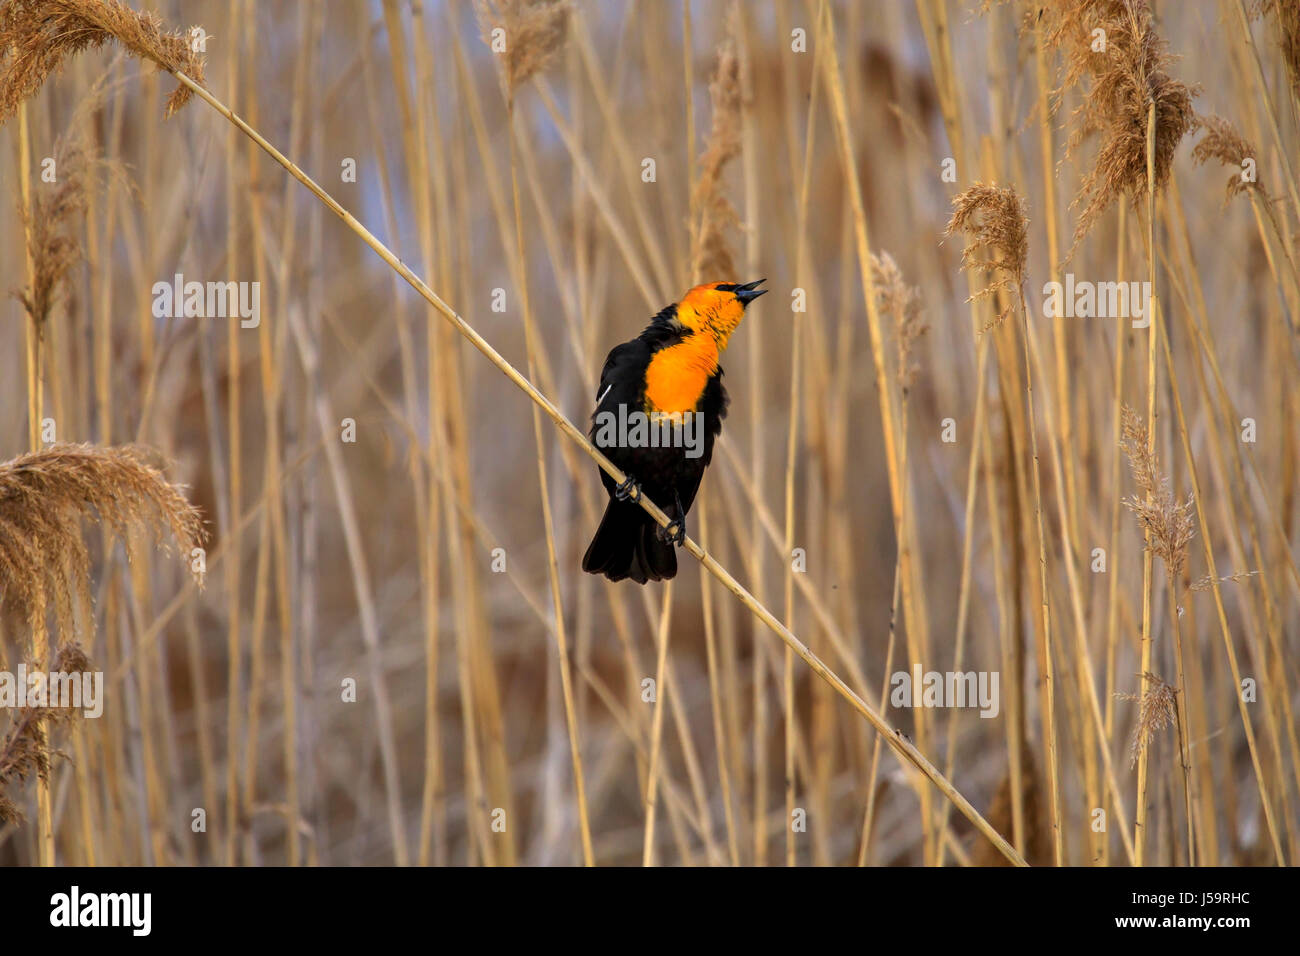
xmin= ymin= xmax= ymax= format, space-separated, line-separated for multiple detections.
xmin=614 ymin=476 xmax=640 ymax=501
xmin=657 ymin=517 xmax=686 ymax=546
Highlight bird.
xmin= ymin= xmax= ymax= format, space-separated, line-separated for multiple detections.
xmin=582 ymin=279 xmax=766 ymax=583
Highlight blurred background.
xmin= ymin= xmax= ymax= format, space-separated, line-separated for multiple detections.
xmin=0 ymin=0 xmax=1296 ymax=866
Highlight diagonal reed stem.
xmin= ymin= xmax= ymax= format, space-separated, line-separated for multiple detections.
xmin=162 ymin=67 xmax=1025 ymax=867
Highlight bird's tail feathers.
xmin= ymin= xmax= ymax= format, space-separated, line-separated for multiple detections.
xmin=582 ymin=497 xmax=676 ymax=583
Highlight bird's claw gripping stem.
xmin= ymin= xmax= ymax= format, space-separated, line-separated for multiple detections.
xmin=658 ymin=517 xmax=686 ymax=546
xmin=614 ymin=476 xmax=640 ymax=502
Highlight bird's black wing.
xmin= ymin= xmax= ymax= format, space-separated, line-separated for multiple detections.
xmin=591 ymin=339 xmax=651 ymax=427
xmin=590 ymin=339 xmax=651 ymax=496
xmin=699 ymin=368 xmax=728 ymax=467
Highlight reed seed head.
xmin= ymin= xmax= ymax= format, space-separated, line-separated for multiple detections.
xmin=1256 ymin=1 xmax=1300 ymax=100
xmin=0 ymin=641 xmax=92 ymax=824
xmin=1119 ymin=405 xmax=1195 ymax=579
xmin=0 ymin=443 xmax=206 ymax=642
xmin=1191 ymin=114 xmax=1263 ymax=202
xmin=0 ymin=0 xmax=206 ymax=122
xmin=15 ymin=127 xmax=96 ymax=338
xmin=1189 ymin=569 xmax=1259 ymax=591
xmin=1117 ymin=671 xmax=1178 ymax=768
xmin=476 ymin=0 xmax=570 ymax=97
xmin=1040 ymin=1 xmax=1197 ymax=256
xmin=943 ymin=183 xmax=1029 ymax=325
xmin=691 ymin=28 xmax=743 ymax=284
xmin=871 ymin=251 xmax=927 ymax=391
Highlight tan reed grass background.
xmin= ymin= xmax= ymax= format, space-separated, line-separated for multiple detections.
xmin=0 ymin=0 xmax=1297 ymax=866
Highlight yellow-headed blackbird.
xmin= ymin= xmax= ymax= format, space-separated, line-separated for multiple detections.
xmin=582 ymin=279 xmax=766 ymax=583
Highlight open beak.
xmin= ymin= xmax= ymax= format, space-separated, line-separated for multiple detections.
xmin=735 ymin=278 xmax=767 ymax=307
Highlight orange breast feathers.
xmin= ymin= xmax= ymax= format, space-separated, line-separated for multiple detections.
xmin=642 ymin=335 xmax=719 ymax=414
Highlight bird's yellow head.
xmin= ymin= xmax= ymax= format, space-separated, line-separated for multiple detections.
xmin=674 ymin=279 xmax=767 ymax=350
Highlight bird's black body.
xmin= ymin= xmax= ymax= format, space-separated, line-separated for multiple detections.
xmin=582 ymin=307 xmax=728 ymax=583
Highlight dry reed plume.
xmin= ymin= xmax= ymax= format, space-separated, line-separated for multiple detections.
xmin=0 ymin=640 xmax=91 ymax=824
xmin=0 ymin=0 xmax=205 ymax=118
xmin=1117 ymin=671 xmax=1178 ymax=768
xmin=1257 ymin=0 xmax=1300 ymax=98
xmin=1191 ymin=114 xmax=1264 ymax=202
xmin=691 ymin=27 xmax=743 ymax=282
xmin=942 ymin=182 xmax=1029 ymax=324
xmin=476 ymin=0 xmax=570 ymax=98
xmin=1119 ymin=405 xmax=1195 ymax=578
xmin=1040 ymin=0 xmax=1197 ymax=253
xmin=0 ymin=443 xmax=206 ymax=640
xmin=871 ymin=250 xmax=927 ymax=391
xmin=14 ymin=123 xmax=97 ymax=339
xmin=1189 ymin=570 xmax=1259 ymax=592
